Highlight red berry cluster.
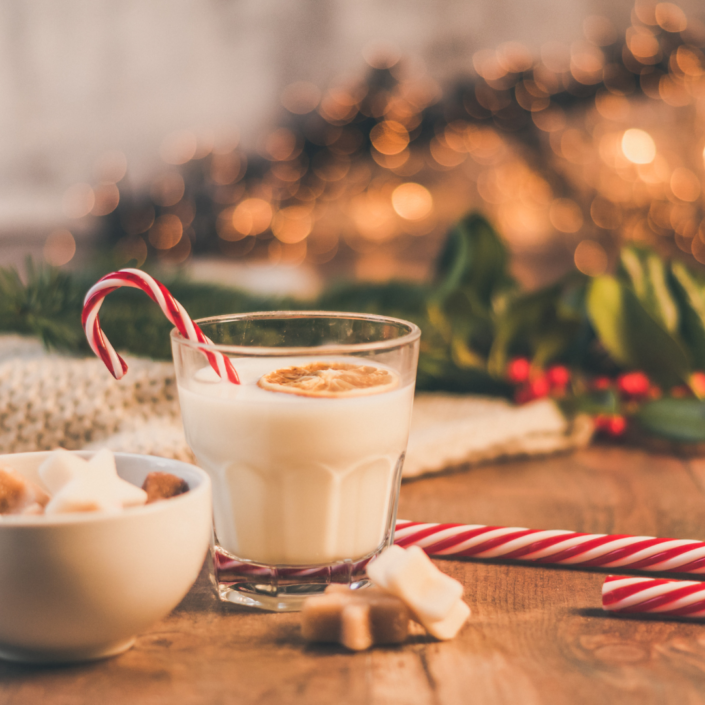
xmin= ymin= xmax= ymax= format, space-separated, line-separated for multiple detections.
xmin=589 ymin=371 xmax=654 ymax=438
xmin=507 ymin=358 xmax=570 ymax=405
xmin=593 ymin=414 xmax=627 ymax=437
xmin=507 ymin=360 xmax=705 ymax=441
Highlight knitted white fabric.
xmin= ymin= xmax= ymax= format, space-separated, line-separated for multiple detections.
xmin=0 ymin=335 xmax=592 ymax=478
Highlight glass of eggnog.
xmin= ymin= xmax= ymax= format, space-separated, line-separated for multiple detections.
xmin=171 ymin=311 xmax=420 ymax=611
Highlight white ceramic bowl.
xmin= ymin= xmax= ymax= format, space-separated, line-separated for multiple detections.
xmin=0 ymin=451 xmax=212 ymax=663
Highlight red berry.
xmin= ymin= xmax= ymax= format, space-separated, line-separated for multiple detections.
xmin=592 ymin=377 xmax=612 ymax=391
xmin=691 ymin=372 xmax=705 ymax=397
xmin=617 ymin=372 xmax=650 ymax=398
xmin=594 ymin=414 xmax=627 ymax=437
xmin=547 ymin=365 xmax=570 ymax=388
xmin=607 ymin=415 xmax=627 ymax=436
xmin=593 ymin=414 xmax=610 ymax=431
xmin=529 ymin=375 xmax=550 ymax=399
xmin=507 ymin=358 xmax=531 ymax=384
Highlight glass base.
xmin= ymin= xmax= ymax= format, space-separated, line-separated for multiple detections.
xmin=218 ymin=578 xmax=372 ymax=612
xmin=212 ymin=545 xmax=381 ymax=612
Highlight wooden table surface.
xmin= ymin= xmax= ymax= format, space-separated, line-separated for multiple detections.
xmin=3 ymin=446 xmax=705 ymax=705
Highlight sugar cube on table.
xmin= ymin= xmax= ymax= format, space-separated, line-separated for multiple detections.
xmin=367 ymin=545 xmax=470 ymax=640
xmin=301 ymin=585 xmax=410 ymax=651
xmin=142 ymin=472 xmax=189 ymax=503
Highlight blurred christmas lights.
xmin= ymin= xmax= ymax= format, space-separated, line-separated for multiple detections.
xmin=67 ymin=0 xmax=705 ymax=276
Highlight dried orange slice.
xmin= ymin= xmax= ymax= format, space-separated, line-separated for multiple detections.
xmin=258 ymin=361 xmax=399 ymax=398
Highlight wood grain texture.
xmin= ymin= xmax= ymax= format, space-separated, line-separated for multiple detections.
xmin=3 ymin=446 xmax=705 ymax=704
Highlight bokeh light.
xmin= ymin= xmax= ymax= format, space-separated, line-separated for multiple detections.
xmin=62 ymin=184 xmax=95 ymax=219
xmin=148 ymin=214 xmax=183 ymax=250
xmin=621 ymin=129 xmax=656 ymax=164
xmin=230 ymin=198 xmax=272 ymax=237
xmin=549 ymin=199 xmax=584 ymax=233
xmin=160 ymin=130 xmax=198 ymax=165
xmin=84 ymin=2 xmax=705 ymax=279
xmin=574 ymin=239 xmax=608 ymax=275
xmin=370 ymin=121 xmax=409 ymax=155
xmin=281 ymin=82 xmax=322 ymax=115
xmin=391 ymin=183 xmax=433 ymax=220
xmin=43 ymin=229 xmax=76 ymax=266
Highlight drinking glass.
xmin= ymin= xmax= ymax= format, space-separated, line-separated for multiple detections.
xmin=171 ymin=311 xmax=420 ymax=611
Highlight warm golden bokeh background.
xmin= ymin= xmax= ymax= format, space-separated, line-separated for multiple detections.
xmin=3 ymin=0 xmax=705 ymax=295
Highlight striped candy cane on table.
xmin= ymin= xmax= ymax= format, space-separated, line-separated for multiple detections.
xmin=603 ymin=576 xmax=705 ymax=618
xmin=394 ymin=520 xmax=705 ymax=575
xmin=82 ymin=269 xmax=240 ymax=384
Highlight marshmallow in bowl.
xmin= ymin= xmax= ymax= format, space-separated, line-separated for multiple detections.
xmin=39 ymin=448 xmax=148 ymax=514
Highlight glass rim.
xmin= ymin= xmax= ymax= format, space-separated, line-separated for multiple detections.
xmin=170 ymin=310 xmax=421 ymax=356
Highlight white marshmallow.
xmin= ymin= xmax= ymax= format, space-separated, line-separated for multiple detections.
xmin=366 ymin=544 xmax=405 ymax=590
xmin=368 ymin=544 xmax=470 ymax=639
xmin=376 ymin=545 xmax=463 ymax=621
xmin=39 ymin=449 xmax=87 ymax=494
xmin=43 ymin=449 xmax=147 ymax=515
xmin=422 ymin=597 xmax=471 ymax=640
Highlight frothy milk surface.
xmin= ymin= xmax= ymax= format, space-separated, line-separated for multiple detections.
xmin=178 ymin=357 xmax=414 ymax=565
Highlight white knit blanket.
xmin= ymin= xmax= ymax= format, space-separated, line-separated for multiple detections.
xmin=0 ymin=335 xmax=592 ymax=479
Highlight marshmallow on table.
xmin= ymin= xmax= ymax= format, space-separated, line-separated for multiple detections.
xmin=367 ymin=545 xmax=470 ymax=640
xmin=302 ymin=584 xmax=410 ymax=651
xmin=0 ymin=464 xmax=50 ymax=515
xmin=39 ymin=448 xmax=147 ymax=514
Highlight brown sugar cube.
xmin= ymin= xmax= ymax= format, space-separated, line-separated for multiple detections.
xmin=340 ymin=603 xmax=373 ymax=651
xmin=301 ymin=586 xmax=410 ymax=651
xmin=0 ymin=465 xmax=50 ymax=515
xmin=141 ymin=472 xmax=189 ymax=504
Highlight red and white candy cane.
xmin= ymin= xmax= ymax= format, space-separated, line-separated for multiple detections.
xmin=394 ymin=520 xmax=705 ymax=575
xmin=603 ymin=576 xmax=705 ymax=618
xmin=82 ymin=269 xmax=240 ymax=384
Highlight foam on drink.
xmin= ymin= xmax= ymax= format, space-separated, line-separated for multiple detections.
xmin=178 ymin=357 xmax=414 ymax=566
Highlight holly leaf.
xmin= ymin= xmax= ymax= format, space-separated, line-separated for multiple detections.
xmin=434 ymin=212 xmax=513 ymax=307
xmin=670 ymin=261 xmax=705 ymax=369
xmin=636 ymin=398 xmax=705 ymax=443
xmin=619 ymin=247 xmax=679 ymax=334
xmin=586 ymin=275 xmax=690 ymax=387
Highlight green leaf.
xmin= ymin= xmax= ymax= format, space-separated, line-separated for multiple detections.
xmin=645 ymin=252 xmax=679 ymax=334
xmin=532 ymin=328 xmax=580 ymax=369
xmin=488 ymin=286 xmax=557 ymax=375
xmin=0 ymin=260 xmax=86 ymax=351
xmin=451 ymin=337 xmax=485 ymax=369
xmin=487 ymin=274 xmax=585 ymax=376
xmin=636 ymin=398 xmax=705 ymax=443
xmin=569 ymin=389 xmax=619 ymax=416
xmin=670 ymin=261 xmax=705 ymax=369
xmin=619 ymin=247 xmax=679 ymax=334
xmin=586 ymin=275 xmax=690 ymax=387
xmin=434 ymin=212 xmax=513 ymax=307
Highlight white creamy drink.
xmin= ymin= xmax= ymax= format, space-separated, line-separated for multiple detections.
xmin=178 ymin=357 xmax=414 ymax=566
